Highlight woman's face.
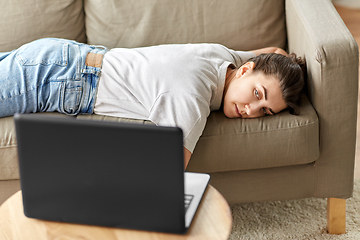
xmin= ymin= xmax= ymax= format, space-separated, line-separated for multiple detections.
xmin=223 ymin=62 xmax=287 ymax=119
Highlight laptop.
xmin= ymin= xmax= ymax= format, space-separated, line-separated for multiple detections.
xmin=14 ymin=113 xmax=210 ymax=234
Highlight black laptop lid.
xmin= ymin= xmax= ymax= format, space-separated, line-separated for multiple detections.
xmin=15 ymin=114 xmax=186 ymax=233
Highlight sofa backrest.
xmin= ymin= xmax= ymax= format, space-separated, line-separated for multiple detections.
xmin=0 ymin=0 xmax=85 ymax=52
xmin=0 ymin=0 xmax=286 ymax=52
xmin=85 ymin=0 xmax=286 ymax=50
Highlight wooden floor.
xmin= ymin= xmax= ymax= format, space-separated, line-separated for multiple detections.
xmin=334 ymin=5 xmax=360 ymax=179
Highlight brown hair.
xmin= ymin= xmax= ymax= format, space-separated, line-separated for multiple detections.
xmin=246 ymin=53 xmax=306 ymax=115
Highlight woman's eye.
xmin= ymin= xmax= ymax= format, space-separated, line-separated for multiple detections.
xmin=255 ymin=89 xmax=260 ymax=99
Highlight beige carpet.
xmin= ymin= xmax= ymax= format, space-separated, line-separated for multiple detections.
xmin=229 ymin=179 xmax=360 ymax=239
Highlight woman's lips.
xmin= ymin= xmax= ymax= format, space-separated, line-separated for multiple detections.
xmin=235 ymin=104 xmax=242 ymax=118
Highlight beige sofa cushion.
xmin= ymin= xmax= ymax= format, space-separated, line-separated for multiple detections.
xmin=0 ymin=113 xmax=72 ymax=180
xmin=0 ymin=0 xmax=86 ymax=52
xmin=188 ymin=96 xmax=319 ymax=173
xmin=0 ymin=117 xmax=18 ymax=180
xmin=78 ymin=96 xmax=319 ymax=173
xmin=85 ymin=0 xmax=286 ymax=50
xmin=0 ymin=96 xmax=318 ymax=180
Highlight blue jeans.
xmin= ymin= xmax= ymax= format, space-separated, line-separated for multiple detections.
xmin=0 ymin=38 xmax=107 ymax=118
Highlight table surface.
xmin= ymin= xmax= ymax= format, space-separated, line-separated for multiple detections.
xmin=0 ymin=185 xmax=232 ymax=240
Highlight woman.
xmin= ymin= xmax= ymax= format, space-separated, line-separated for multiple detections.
xmin=0 ymin=38 xmax=305 ymax=168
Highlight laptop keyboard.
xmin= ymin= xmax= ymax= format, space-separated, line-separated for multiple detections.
xmin=184 ymin=194 xmax=194 ymax=213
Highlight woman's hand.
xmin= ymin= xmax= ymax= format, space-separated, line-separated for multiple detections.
xmin=184 ymin=147 xmax=191 ymax=170
xmin=274 ymin=48 xmax=288 ymax=56
xmin=250 ymin=47 xmax=288 ymax=57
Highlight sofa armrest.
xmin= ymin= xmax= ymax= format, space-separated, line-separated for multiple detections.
xmin=286 ymin=0 xmax=358 ymax=198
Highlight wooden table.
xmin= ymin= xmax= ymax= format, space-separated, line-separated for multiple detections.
xmin=0 ymin=185 xmax=232 ymax=240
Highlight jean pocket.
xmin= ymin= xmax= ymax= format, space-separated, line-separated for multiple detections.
xmin=16 ymin=39 xmax=69 ymax=66
xmin=61 ymin=81 xmax=83 ymax=115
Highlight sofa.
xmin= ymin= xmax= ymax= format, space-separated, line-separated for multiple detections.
xmin=0 ymin=0 xmax=358 ymax=234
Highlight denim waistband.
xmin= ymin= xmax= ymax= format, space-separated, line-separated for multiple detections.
xmin=78 ymin=46 xmax=108 ymax=115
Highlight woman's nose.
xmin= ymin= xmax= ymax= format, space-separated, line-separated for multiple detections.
xmin=244 ymin=104 xmax=251 ymax=115
xmin=244 ymin=103 xmax=258 ymax=117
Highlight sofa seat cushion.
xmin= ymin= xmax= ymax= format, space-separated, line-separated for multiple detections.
xmin=0 ymin=113 xmax=73 ymax=180
xmin=188 ymin=95 xmax=319 ymax=173
xmin=0 ymin=95 xmax=318 ymax=180
xmin=79 ymin=96 xmax=319 ymax=174
xmin=0 ymin=116 xmax=18 ymax=180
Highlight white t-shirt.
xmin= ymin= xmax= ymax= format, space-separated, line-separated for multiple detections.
xmin=94 ymin=43 xmax=255 ymax=153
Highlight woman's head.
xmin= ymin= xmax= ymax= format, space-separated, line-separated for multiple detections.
xmin=222 ymin=53 xmax=306 ymax=119
xmin=249 ymin=53 xmax=306 ymax=115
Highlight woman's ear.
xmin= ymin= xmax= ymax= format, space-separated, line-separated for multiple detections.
xmin=236 ymin=62 xmax=255 ymax=77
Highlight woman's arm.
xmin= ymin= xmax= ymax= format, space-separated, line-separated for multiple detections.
xmin=250 ymin=47 xmax=288 ymax=56
xmin=184 ymin=147 xmax=192 ymax=170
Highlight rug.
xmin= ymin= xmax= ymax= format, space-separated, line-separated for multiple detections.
xmin=229 ymin=179 xmax=360 ymax=239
